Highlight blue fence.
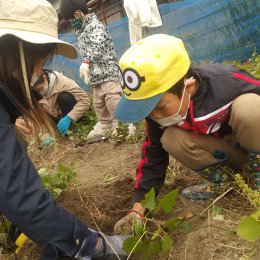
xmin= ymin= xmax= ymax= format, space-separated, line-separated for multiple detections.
xmin=47 ymin=0 xmax=260 ymax=91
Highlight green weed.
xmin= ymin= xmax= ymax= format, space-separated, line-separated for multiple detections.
xmin=39 ymin=163 xmax=77 ymax=198
xmin=123 ymin=188 xmax=190 ymax=259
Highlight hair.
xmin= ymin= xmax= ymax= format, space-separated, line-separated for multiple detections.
xmin=167 ymin=67 xmax=197 ymax=98
xmin=0 ymin=35 xmax=57 ymax=137
xmin=60 ymin=0 xmax=89 ymax=19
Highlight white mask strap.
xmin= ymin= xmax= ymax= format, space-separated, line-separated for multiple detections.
xmin=177 ymin=77 xmax=193 ymax=114
xmin=19 ymin=41 xmax=33 ymax=107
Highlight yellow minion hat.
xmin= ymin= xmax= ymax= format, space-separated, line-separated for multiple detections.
xmin=115 ymin=34 xmax=190 ymax=123
xmin=119 ymin=34 xmax=190 ymax=99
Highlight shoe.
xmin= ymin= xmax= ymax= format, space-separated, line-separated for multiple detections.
xmin=181 ymin=163 xmax=234 ymax=200
xmin=181 ymin=182 xmax=223 ymax=200
xmin=87 ymin=122 xmax=118 ymax=144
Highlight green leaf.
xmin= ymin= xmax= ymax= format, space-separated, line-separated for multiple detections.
xmin=102 ymin=174 xmax=117 ymax=183
xmin=161 ymin=233 xmax=173 ymax=253
xmin=123 ymin=235 xmax=142 ymax=254
xmin=213 ymin=207 xmax=224 ymax=221
xmin=165 ymin=217 xmax=183 ymax=232
xmin=237 ymin=216 xmax=260 ymax=242
xmin=141 ymin=240 xmax=161 ymax=260
xmin=156 ymin=189 xmax=179 ymax=213
xmin=182 ymin=221 xmax=191 ymax=233
xmin=151 ymin=228 xmax=162 ymax=240
xmin=141 ymin=188 xmax=156 ymax=211
xmin=134 ymin=223 xmax=144 ymax=237
xmin=52 ymin=188 xmax=62 ymax=196
xmin=251 ymin=209 xmax=260 ymax=221
xmin=38 ymin=167 xmax=49 ymax=176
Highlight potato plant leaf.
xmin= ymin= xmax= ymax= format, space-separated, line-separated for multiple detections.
xmin=165 ymin=217 xmax=183 ymax=232
xmin=141 ymin=240 xmax=161 ymax=260
xmin=182 ymin=221 xmax=191 ymax=233
xmin=123 ymin=235 xmax=142 ymax=254
xmin=134 ymin=223 xmax=144 ymax=237
xmin=141 ymin=188 xmax=156 ymax=211
xmin=151 ymin=228 xmax=162 ymax=240
xmin=156 ymin=189 xmax=178 ymax=213
xmin=251 ymin=209 xmax=260 ymax=221
xmin=237 ymin=215 xmax=260 ymax=242
xmin=161 ymin=232 xmax=173 ymax=253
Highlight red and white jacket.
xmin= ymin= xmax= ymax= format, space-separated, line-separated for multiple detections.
xmin=134 ymin=63 xmax=260 ymax=202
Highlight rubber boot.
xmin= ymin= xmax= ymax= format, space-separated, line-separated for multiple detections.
xmin=247 ymin=153 xmax=260 ymax=192
xmin=181 ymin=163 xmax=235 ymax=200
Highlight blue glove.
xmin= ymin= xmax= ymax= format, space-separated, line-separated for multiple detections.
xmin=42 ymin=135 xmax=55 ymax=146
xmin=57 ymin=115 xmax=72 ymax=134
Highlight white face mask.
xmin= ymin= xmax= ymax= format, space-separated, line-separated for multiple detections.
xmin=153 ymin=77 xmax=193 ymax=127
xmin=31 ymin=72 xmax=49 ymax=96
xmin=30 ymin=75 xmax=39 ymax=86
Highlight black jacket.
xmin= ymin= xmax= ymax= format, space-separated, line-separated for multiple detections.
xmin=134 ymin=64 xmax=260 ymax=202
xmin=0 ymin=85 xmax=96 ymax=259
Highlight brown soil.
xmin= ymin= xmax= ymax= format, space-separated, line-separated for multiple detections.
xmin=2 ymin=138 xmax=260 ymax=259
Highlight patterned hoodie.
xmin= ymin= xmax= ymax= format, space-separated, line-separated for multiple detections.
xmin=77 ymin=13 xmax=119 ymax=88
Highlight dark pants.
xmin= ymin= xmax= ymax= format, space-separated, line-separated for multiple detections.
xmin=57 ymin=92 xmax=77 ymax=117
xmin=0 ymin=119 xmax=97 ymax=259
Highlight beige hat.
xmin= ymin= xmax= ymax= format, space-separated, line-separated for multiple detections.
xmin=0 ymin=0 xmax=77 ymax=59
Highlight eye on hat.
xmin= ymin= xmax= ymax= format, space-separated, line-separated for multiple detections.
xmin=0 ymin=0 xmax=77 ymax=59
xmin=115 ymin=34 xmax=190 ymax=123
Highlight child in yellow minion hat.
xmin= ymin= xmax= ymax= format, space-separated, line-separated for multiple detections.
xmin=114 ymin=34 xmax=260 ymax=234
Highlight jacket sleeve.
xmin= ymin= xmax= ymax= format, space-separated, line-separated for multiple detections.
xmin=79 ymin=22 xmax=107 ymax=62
xmin=59 ymin=74 xmax=90 ymax=122
xmin=134 ymin=118 xmax=169 ymax=202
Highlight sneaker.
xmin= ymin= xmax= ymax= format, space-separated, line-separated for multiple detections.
xmin=87 ymin=122 xmax=118 ymax=144
xmin=181 ymin=182 xmax=224 ymax=200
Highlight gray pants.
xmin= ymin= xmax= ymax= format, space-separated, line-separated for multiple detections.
xmin=161 ymin=93 xmax=260 ymax=170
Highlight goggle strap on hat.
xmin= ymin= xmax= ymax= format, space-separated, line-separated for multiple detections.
xmin=19 ymin=41 xmax=33 ymax=108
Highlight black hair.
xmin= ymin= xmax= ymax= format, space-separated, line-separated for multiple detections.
xmin=167 ymin=67 xmax=197 ymax=98
xmin=60 ymin=0 xmax=89 ymax=19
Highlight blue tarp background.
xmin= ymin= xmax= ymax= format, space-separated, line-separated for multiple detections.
xmin=47 ymin=0 xmax=260 ymax=91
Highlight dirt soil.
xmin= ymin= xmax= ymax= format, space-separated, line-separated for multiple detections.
xmin=3 ymin=137 xmax=260 ymax=260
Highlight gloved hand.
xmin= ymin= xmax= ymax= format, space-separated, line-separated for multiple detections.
xmin=57 ymin=115 xmax=72 ymax=134
xmin=114 ymin=210 xmax=143 ymax=235
xmin=127 ymin=124 xmax=136 ymax=137
xmin=92 ymin=233 xmax=130 ymax=260
xmin=42 ymin=135 xmax=55 ymax=146
xmin=79 ymin=62 xmax=90 ymax=84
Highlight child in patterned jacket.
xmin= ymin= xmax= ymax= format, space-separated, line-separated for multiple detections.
xmin=60 ymin=0 xmax=136 ymax=143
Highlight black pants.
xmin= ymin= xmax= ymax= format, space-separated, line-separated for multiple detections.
xmin=57 ymin=92 xmax=77 ymax=117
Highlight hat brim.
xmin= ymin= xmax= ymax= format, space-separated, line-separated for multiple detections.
xmin=0 ymin=29 xmax=77 ymax=59
xmin=115 ymin=93 xmax=163 ymax=123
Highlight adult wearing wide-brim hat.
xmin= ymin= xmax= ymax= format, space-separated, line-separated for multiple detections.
xmin=0 ymin=0 xmax=128 ymax=259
